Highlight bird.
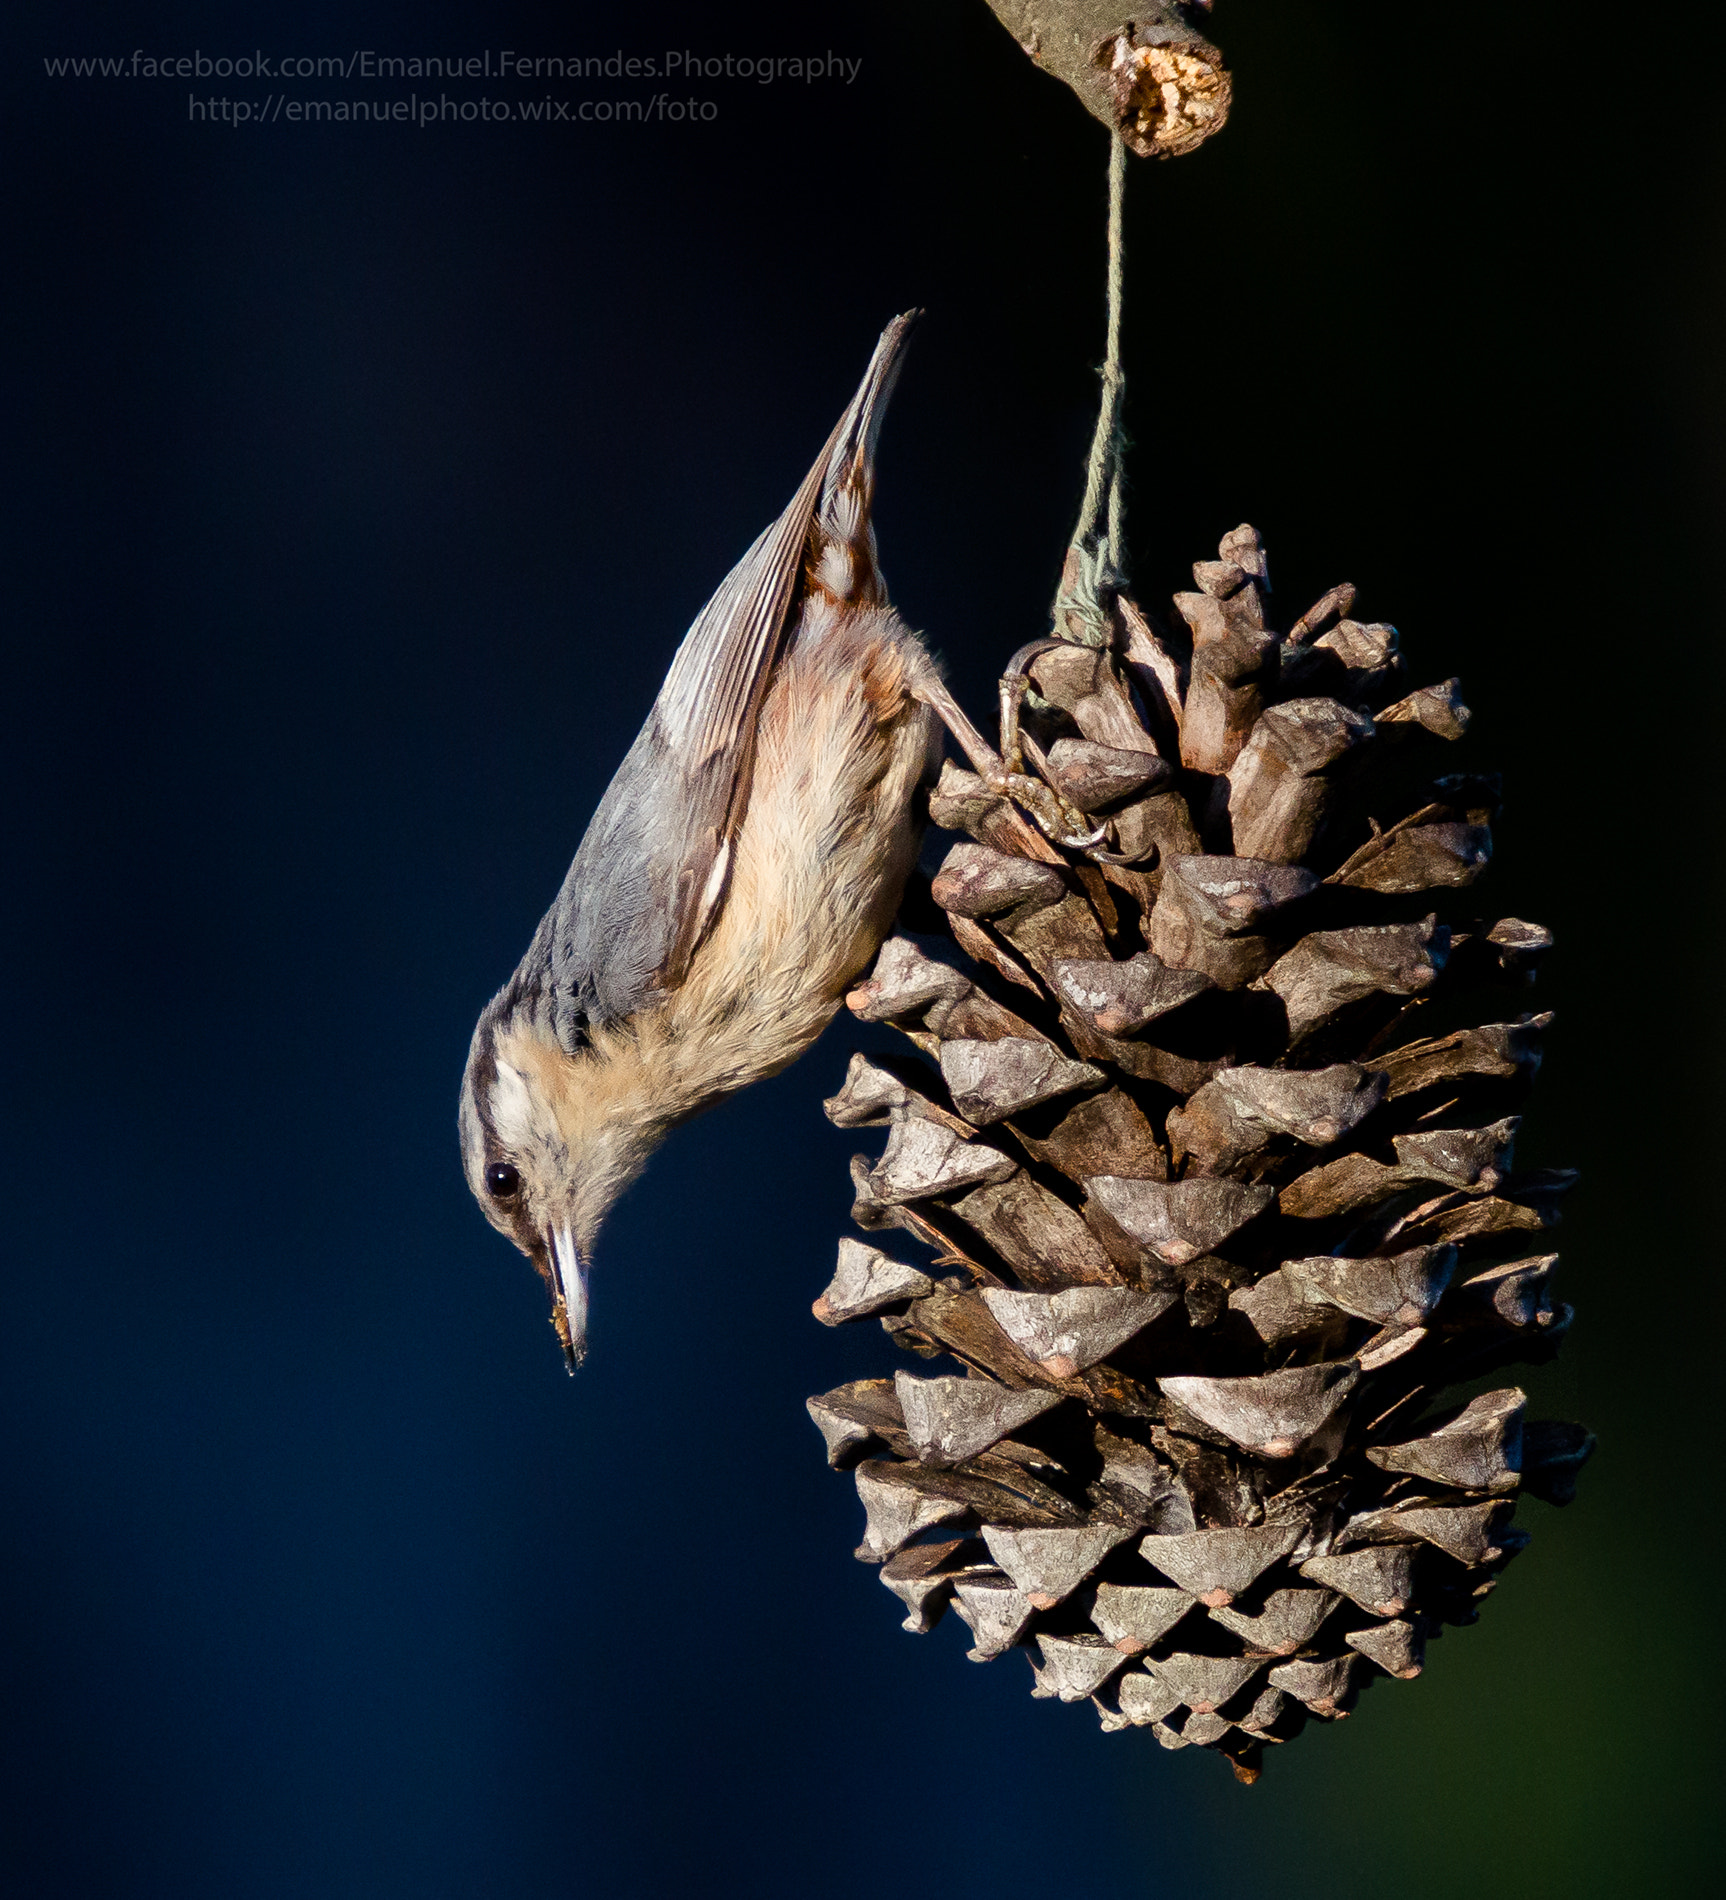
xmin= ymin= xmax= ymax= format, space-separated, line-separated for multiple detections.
xmin=458 ymin=312 xmax=988 ymax=1369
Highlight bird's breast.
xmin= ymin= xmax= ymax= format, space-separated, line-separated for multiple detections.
xmin=661 ymin=602 xmax=938 ymax=1108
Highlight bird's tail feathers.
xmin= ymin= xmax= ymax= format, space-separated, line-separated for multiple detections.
xmin=808 ymin=309 xmax=921 ymax=607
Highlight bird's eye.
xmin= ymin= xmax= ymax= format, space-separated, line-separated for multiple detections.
xmin=485 ymin=1161 xmax=521 ymax=1198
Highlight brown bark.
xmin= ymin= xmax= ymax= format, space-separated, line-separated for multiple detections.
xmin=982 ymin=1 xmax=1231 ymax=158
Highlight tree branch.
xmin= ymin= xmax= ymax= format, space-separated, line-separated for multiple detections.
xmin=982 ymin=1 xmax=1231 ymax=158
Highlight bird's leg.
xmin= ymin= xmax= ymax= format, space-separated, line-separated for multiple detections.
xmin=996 ymin=640 xmax=1104 ymax=846
xmin=910 ymin=670 xmax=1103 ymax=857
xmin=910 ymin=669 xmax=1002 ymax=778
xmin=997 ymin=639 xmax=1064 ymax=775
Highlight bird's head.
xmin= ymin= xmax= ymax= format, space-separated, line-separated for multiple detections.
xmin=458 ymin=995 xmax=663 ymax=1370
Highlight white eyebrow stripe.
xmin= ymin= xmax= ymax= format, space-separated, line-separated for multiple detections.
xmin=488 ymin=1058 xmax=537 ymax=1151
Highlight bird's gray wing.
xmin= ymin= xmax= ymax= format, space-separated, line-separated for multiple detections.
xmin=534 ymin=314 xmax=918 ymax=1044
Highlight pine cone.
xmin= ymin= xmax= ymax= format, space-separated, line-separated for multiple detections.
xmin=808 ymin=525 xmax=1593 ymax=1781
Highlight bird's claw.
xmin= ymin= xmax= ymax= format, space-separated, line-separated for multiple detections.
xmin=986 ymin=770 xmax=1106 ymax=853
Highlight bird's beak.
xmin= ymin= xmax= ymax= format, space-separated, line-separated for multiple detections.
xmin=547 ymin=1224 xmax=590 ymax=1373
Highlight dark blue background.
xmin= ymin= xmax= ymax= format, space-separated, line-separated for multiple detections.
xmin=4 ymin=3 xmax=1720 ymax=1895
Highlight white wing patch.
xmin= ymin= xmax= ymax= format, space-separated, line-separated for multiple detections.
xmin=693 ymin=835 xmax=734 ymax=940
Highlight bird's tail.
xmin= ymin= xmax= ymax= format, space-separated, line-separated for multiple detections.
xmin=806 ymin=310 xmax=921 ymax=609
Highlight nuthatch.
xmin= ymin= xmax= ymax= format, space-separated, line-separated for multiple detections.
xmin=459 ymin=314 xmax=987 ymax=1368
